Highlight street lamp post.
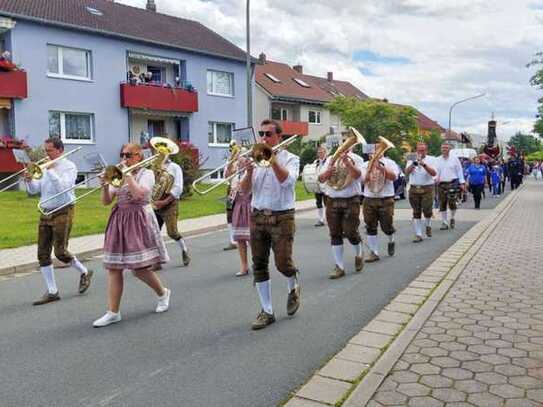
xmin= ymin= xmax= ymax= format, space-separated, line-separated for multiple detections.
xmin=447 ymin=93 xmax=486 ymax=144
xmin=246 ymin=0 xmax=252 ymax=128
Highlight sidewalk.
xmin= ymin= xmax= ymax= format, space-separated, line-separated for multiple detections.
xmin=287 ymin=183 xmax=543 ymax=406
xmin=0 ymin=199 xmax=316 ymax=276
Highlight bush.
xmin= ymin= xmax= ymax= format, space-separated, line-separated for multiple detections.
xmin=170 ymin=141 xmax=201 ymax=198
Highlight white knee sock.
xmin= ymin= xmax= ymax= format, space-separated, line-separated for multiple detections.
xmin=317 ymin=207 xmax=324 ymax=222
xmin=227 ymin=224 xmax=235 ymax=244
xmin=367 ymin=235 xmax=379 ymax=255
xmin=413 ymin=219 xmax=422 ymax=236
xmin=352 ymin=242 xmax=363 ymax=257
xmin=425 ymin=218 xmax=432 ymax=227
xmin=40 ymin=265 xmax=58 ymax=294
xmin=287 ymin=275 xmax=298 ymax=292
xmin=440 ymin=211 xmax=448 ymax=223
xmin=450 ymin=210 xmax=456 ymax=220
xmin=71 ymin=257 xmax=88 ymax=275
xmin=331 ymin=245 xmax=344 ymax=269
xmin=388 ymin=234 xmax=395 ymax=243
xmin=256 ymin=280 xmax=273 ymax=314
xmin=176 ymin=238 xmax=188 ymax=252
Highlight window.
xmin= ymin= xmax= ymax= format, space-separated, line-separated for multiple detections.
xmin=47 ymin=45 xmax=92 ymax=80
xmin=148 ymin=120 xmax=165 ymax=138
xmin=308 ymin=110 xmax=321 ymax=124
xmin=272 ymin=107 xmax=288 ymax=121
xmin=207 ymin=70 xmax=234 ymax=96
xmin=147 ymin=66 xmax=163 ymax=83
xmin=293 ymin=78 xmax=311 ymax=88
xmin=208 ymin=122 xmax=234 ymax=145
xmin=282 ymin=109 xmax=288 ymax=121
xmin=49 ymin=111 xmax=94 ymax=143
xmin=265 ymin=73 xmax=281 ymax=83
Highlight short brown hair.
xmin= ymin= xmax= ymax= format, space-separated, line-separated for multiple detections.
xmin=261 ymin=119 xmax=282 ymax=135
xmin=44 ymin=137 xmax=64 ymax=151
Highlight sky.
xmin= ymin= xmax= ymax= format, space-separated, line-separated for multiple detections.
xmin=119 ymin=0 xmax=543 ymax=141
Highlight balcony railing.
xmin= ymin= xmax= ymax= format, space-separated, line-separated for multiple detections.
xmin=0 ymin=70 xmax=28 ymax=99
xmin=279 ymin=120 xmax=309 ymax=136
xmin=120 ymin=82 xmax=198 ymax=113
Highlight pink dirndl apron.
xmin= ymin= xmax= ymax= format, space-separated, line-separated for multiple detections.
xmin=103 ymin=171 xmax=169 ymax=270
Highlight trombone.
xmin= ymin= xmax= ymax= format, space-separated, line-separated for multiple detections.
xmin=0 ymin=147 xmax=82 ymax=192
xmin=192 ymin=134 xmax=300 ymax=195
xmin=38 ymin=137 xmax=179 ymax=216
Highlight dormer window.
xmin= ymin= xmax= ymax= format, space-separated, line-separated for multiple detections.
xmin=265 ymin=73 xmax=281 ymax=83
xmin=293 ymin=78 xmax=310 ymax=88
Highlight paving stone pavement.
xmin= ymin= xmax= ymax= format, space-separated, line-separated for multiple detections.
xmin=366 ymin=183 xmax=543 ymax=406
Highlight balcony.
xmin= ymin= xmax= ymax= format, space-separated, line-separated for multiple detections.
xmin=120 ymin=83 xmax=198 ymax=113
xmin=0 ymin=70 xmax=28 ymax=99
xmin=279 ymin=120 xmax=309 ymax=136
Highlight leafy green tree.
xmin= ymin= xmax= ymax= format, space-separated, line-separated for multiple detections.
xmin=527 ymin=52 xmax=543 ymax=137
xmin=326 ymin=97 xmax=419 ymax=163
xmin=507 ymin=132 xmax=542 ymax=155
xmin=425 ymin=130 xmax=443 ymax=156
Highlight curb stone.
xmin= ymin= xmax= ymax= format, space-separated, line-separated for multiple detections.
xmin=285 ymin=188 xmax=522 ymax=407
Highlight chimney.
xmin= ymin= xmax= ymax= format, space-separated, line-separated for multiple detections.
xmin=327 ymin=72 xmax=333 ymax=82
xmin=258 ymin=52 xmax=267 ymax=65
xmin=146 ymin=0 xmax=157 ymax=12
xmin=293 ymin=64 xmax=303 ymax=74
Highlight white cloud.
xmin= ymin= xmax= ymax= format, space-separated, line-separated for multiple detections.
xmin=119 ymin=0 xmax=543 ymax=139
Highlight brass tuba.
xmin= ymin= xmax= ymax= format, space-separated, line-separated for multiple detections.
xmin=326 ymin=127 xmax=366 ymax=190
xmin=149 ymin=137 xmax=180 ymax=204
xmin=366 ymin=136 xmax=395 ymax=194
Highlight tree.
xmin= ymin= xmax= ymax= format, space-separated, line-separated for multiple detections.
xmin=326 ymin=97 xmax=419 ymax=163
xmin=527 ymin=52 xmax=543 ymax=137
xmin=425 ymin=129 xmax=443 ymax=156
xmin=507 ymin=132 xmax=542 ymax=156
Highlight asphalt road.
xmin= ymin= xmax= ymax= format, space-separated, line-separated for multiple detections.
xmin=0 ymin=192 xmax=507 ymax=407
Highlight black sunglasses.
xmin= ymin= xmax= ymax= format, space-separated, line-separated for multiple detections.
xmin=258 ymin=130 xmax=274 ymax=137
xmin=120 ymin=152 xmax=134 ymax=158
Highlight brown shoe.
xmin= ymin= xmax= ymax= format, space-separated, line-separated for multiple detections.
xmin=329 ymin=265 xmax=346 ymax=279
xmin=79 ymin=270 xmax=94 ymax=294
xmin=388 ymin=242 xmax=395 ymax=256
xmin=413 ymin=235 xmax=423 ymax=243
xmin=366 ymin=251 xmax=380 ymax=263
xmin=33 ymin=291 xmax=60 ymax=306
xmin=223 ymin=243 xmax=237 ymax=251
xmin=251 ymin=310 xmax=276 ymax=330
xmin=287 ymin=285 xmax=301 ymax=316
xmin=426 ymin=226 xmax=432 ymax=237
xmin=182 ymin=250 xmax=191 ymax=266
xmin=355 ymin=256 xmax=364 ymax=272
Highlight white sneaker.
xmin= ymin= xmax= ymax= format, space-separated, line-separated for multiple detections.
xmin=93 ymin=311 xmax=121 ymax=328
xmin=156 ymin=288 xmax=171 ymax=313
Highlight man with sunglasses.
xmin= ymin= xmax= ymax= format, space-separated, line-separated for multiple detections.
xmin=241 ymin=119 xmax=300 ymax=330
xmin=24 ymin=137 xmax=93 ymax=305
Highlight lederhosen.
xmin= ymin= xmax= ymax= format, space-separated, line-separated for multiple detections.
xmin=409 ymin=184 xmax=434 ymax=219
xmin=438 ymin=179 xmax=459 ymax=211
xmin=38 ymin=205 xmax=75 ymax=267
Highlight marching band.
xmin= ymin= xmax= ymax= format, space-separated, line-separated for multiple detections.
xmin=5 ymin=120 xmax=490 ymax=330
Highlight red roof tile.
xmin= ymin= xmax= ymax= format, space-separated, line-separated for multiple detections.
xmin=0 ymin=0 xmax=247 ymax=61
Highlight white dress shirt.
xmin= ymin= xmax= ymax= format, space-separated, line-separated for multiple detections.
xmin=251 ymin=149 xmax=300 ymax=211
xmin=319 ymin=152 xmax=364 ymax=198
xmin=25 ymin=158 xmax=77 ymax=211
xmin=406 ymin=155 xmax=438 ymax=186
xmin=361 ymin=157 xmax=399 ymax=198
xmin=164 ymin=160 xmax=184 ymax=200
xmin=436 ymin=155 xmax=465 ymax=184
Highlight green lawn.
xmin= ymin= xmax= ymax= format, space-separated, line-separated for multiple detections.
xmin=0 ymin=181 xmax=313 ymax=249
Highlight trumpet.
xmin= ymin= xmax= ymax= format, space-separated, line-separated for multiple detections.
xmin=192 ymin=135 xmax=300 ymax=195
xmin=0 ymin=147 xmax=82 ymax=192
xmin=38 ymin=138 xmax=178 ymax=216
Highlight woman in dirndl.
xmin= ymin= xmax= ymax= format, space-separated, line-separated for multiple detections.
xmin=93 ymin=143 xmax=171 ymax=327
xmin=225 ymin=154 xmax=252 ymax=276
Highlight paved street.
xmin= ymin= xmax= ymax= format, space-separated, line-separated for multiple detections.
xmin=364 ymin=182 xmax=543 ymax=406
xmin=0 ymin=194 xmax=506 ymax=407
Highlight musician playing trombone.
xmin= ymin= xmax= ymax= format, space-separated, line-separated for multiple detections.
xmin=23 ymin=137 xmax=93 ymax=306
xmin=240 ymin=119 xmax=301 ymax=330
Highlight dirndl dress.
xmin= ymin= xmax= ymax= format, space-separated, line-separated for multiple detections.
xmin=103 ymin=169 xmax=169 ymax=270
xmin=232 ymin=190 xmax=251 ymax=242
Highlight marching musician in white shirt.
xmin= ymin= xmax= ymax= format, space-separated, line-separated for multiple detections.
xmin=435 ymin=143 xmax=465 ymax=230
xmin=318 ymin=140 xmax=365 ymax=279
xmin=240 ymin=119 xmax=300 ymax=331
xmin=314 ymin=145 xmax=327 ymax=227
xmin=24 ymin=138 xmax=93 ymax=306
xmin=405 ymin=143 xmax=437 ymax=241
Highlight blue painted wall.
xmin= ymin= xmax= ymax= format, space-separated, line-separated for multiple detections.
xmin=9 ymin=20 xmax=248 ymax=171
